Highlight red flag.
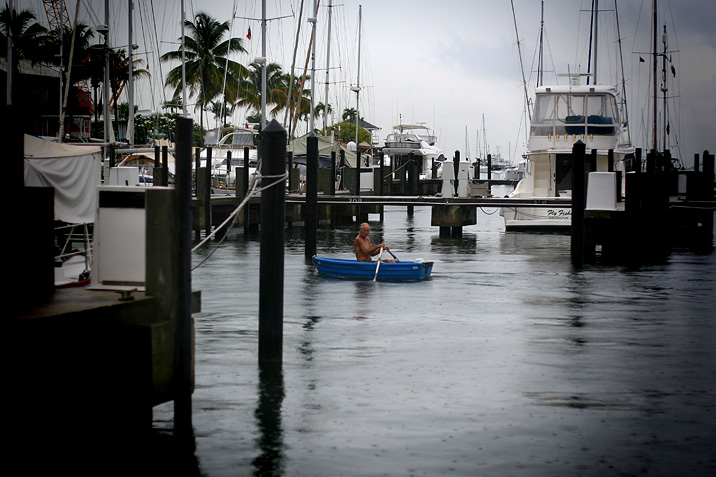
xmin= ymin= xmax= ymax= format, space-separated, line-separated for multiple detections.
xmin=247 ymin=27 xmax=251 ymax=40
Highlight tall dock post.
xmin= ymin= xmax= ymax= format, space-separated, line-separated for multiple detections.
xmin=174 ymin=117 xmax=194 ymax=434
xmin=194 ymin=148 xmax=201 ymax=240
xmin=204 ymin=147 xmax=212 ymax=236
xmin=339 ymin=149 xmax=346 ymax=190
xmin=331 ymin=150 xmax=337 ymax=225
xmin=243 ymin=146 xmax=251 ymax=236
xmin=306 ymin=134 xmax=318 ymax=258
xmin=571 ymin=141 xmax=587 ymax=266
xmin=487 ymin=153 xmax=492 ymax=196
xmin=407 ymin=152 xmax=415 ymax=217
xmin=152 ymin=144 xmax=161 ymax=185
xmin=259 ymin=120 xmax=287 ymax=363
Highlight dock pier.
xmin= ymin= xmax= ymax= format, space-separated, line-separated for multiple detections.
xmin=9 ymin=114 xmax=200 ymax=470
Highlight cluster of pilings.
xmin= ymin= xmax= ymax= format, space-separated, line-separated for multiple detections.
xmin=571 ymin=141 xmax=715 ymax=265
xmin=191 ymin=145 xmax=513 ymax=241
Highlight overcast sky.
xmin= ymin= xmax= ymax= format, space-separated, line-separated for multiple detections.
xmin=25 ymin=0 xmax=716 ymax=167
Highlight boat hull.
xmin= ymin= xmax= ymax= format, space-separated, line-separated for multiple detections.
xmin=312 ymin=257 xmax=433 ymax=280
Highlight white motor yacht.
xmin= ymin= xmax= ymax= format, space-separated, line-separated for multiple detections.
xmin=501 ymin=84 xmax=634 ymax=231
xmin=382 ymin=124 xmax=445 ymax=180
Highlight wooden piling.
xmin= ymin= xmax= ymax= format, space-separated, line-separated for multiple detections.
xmin=244 ymin=146 xmax=252 ymax=235
xmin=259 ymin=120 xmax=287 ymax=363
xmin=204 ymin=147 xmax=212 ymax=236
xmin=174 ymin=117 xmax=194 ymax=435
xmin=487 ymin=153 xmax=492 ymax=195
xmin=306 ymin=134 xmax=318 ymax=258
xmin=571 ymin=141 xmax=586 ymax=266
xmin=407 ymin=152 xmax=415 ymax=217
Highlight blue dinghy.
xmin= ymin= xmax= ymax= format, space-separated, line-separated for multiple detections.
xmin=312 ymin=256 xmax=433 ymax=280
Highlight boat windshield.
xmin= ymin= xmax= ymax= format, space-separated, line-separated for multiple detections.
xmin=531 ymin=93 xmax=618 ymax=137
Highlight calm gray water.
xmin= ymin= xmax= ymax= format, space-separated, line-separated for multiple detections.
xmin=154 ymin=205 xmax=716 ymax=476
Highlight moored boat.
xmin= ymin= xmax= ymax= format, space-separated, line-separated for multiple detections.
xmin=501 ymin=1 xmax=634 ymax=232
xmin=382 ymin=124 xmax=445 ymax=180
xmin=312 ymin=256 xmax=433 ymax=280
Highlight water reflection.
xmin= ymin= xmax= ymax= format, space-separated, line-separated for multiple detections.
xmin=252 ymin=362 xmax=285 ymax=476
xmin=299 ymin=316 xmax=321 ymax=361
xmin=353 ymin=279 xmax=378 ymax=304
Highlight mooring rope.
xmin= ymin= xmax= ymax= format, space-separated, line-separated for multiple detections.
xmin=191 ymin=161 xmax=288 ymax=271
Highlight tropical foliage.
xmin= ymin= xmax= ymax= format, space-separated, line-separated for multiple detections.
xmin=0 ymin=5 xmax=51 ymax=70
xmin=161 ymin=11 xmax=248 ymax=133
xmin=333 ymin=121 xmax=371 ymax=145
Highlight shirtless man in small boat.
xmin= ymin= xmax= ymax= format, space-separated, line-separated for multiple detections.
xmin=354 ymin=223 xmax=394 ymax=262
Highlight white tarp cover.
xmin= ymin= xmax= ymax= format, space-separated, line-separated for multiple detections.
xmin=23 ymin=134 xmax=102 ymax=224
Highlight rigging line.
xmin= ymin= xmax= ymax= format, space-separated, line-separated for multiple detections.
xmin=148 ymin=0 xmax=167 ymax=111
xmin=137 ymin=1 xmax=157 ymax=117
xmin=613 ymin=0 xmax=631 ymax=146
xmin=191 ymin=168 xmax=289 ymax=269
xmin=284 ymin=0 xmax=305 ymax=128
xmin=510 ymin=0 xmax=531 ymax=121
xmin=218 ymin=0 xmax=239 ymax=129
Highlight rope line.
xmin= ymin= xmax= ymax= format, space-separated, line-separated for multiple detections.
xmin=191 ymin=164 xmax=288 ymax=271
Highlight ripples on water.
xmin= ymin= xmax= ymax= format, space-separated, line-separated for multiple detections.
xmin=152 ymin=206 xmax=716 ymax=476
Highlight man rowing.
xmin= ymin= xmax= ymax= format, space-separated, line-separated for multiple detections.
xmin=354 ymin=222 xmax=395 ymax=263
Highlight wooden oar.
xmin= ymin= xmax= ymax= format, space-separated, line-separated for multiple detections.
xmin=386 ymin=249 xmax=399 ymax=262
xmin=373 ymin=247 xmax=384 ymax=281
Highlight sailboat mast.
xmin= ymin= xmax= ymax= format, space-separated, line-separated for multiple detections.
xmin=128 ymin=0 xmax=134 ymax=145
xmin=537 ymin=0 xmax=544 ymax=87
xmin=661 ymin=25 xmax=668 ymax=151
xmin=593 ymin=0 xmax=598 ymax=84
xmin=353 ymin=5 xmax=362 ymax=149
xmin=323 ymin=0 xmax=333 ymax=135
xmin=309 ymin=0 xmax=318 ymax=133
xmin=181 ymin=0 xmax=187 ymax=118
xmin=261 ymin=0 xmax=267 ymax=129
xmin=652 ymin=0 xmax=658 ymax=151
xmin=104 ymin=0 xmax=112 ymax=139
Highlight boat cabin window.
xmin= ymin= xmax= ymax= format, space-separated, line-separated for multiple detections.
xmin=531 ymin=93 xmax=618 ymax=137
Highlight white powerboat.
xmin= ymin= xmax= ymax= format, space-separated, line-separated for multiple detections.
xmin=382 ymin=124 xmax=445 ymax=179
xmin=501 ymin=0 xmax=634 ymax=232
xmin=501 ymin=83 xmax=634 ymax=231
xmin=200 ymin=126 xmax=259 ymax=188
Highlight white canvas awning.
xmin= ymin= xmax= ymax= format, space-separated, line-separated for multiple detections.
xmin=23 ymin=135 xmax=102 ymax=224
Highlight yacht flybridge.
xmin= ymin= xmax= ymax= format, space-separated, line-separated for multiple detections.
xmin=502 ymin=84 xmax=635 ymax=231
xmin=527 ymin=85 xmax=631 ymax=155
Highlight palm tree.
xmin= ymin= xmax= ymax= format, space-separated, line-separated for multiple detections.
xmin=316 ymin=102 xmax=332 ymax=133
xmin=342 ymin=107 xmax=357 ymax=123
xmin=236 ymin=62 xmax=293 ymax=117
xmin=161 ymin=12 xmax=248 ymax=133
xmin=107 ymin=48 xmax=149 ymax=138
xmin=0 ymin=5 xmax=51 ymax=103
xmin=210 ymin=98 xmax=234 ymax=126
